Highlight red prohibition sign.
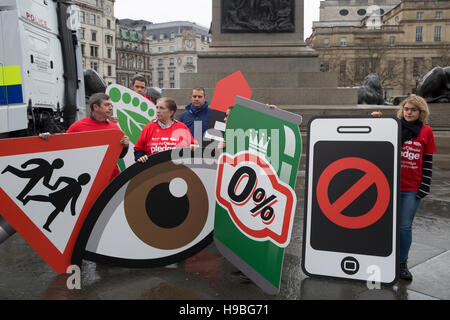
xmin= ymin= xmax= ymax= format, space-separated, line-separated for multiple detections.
xmin=316 ymin=157 xmax=390 ymax=229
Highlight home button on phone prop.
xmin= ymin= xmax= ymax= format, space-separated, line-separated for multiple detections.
xmin=341 ymin=256 xmax=359 ymax=275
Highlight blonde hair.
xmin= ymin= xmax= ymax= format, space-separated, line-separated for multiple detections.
xmin=397 ymin=94 xmax=430 ymax=123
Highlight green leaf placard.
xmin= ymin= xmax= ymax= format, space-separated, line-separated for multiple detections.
xmin=107 ymin=84 xmax=156 ymax=171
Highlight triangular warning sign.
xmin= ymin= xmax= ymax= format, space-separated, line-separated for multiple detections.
xmin=0 ymin=129 xmax=123 ymax=273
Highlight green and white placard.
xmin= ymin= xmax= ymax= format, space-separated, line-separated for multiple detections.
xmin=107 ymin=84 xmax=157 ymax=171
xmin=214 ymin=96 xmax=302 ymax=294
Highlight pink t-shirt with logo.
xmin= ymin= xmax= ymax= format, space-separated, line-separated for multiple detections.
xmin=134 ymin=120 xmax=196 ymax=156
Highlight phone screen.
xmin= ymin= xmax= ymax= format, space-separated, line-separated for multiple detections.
xmin=310 ymin=140 xmax=394 ymax=257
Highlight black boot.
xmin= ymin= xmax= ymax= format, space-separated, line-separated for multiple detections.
xmin=399 ymin=262 xmax=413 ymax=281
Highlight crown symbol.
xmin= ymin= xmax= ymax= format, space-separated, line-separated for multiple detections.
xmin=249 ymin=129 xmax=270 ymax=156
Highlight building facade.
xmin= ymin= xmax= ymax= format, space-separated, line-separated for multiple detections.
xmin=75 ymin=0 xmax=116 ymax=85
xmin=118 ymin=20 xmax=211 ymax=89
xmin=115 ymin=23 xmax=151 ymax=88
xmin=314 ymin=0 xmax=401 ymax=28
xmin=308 ymin=0 xmax=449 ymax=100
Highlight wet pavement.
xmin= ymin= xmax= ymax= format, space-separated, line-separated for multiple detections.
xmin=0 ymin=166 xmax=449 ymax=300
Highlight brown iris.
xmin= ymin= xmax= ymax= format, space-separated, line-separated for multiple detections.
xmin=124 ymin=161 xmax=208 ymax=250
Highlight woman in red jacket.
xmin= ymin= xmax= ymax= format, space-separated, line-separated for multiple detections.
xmin=373 ymin=94 xmax=437 ymax=281
xmin=134 ymin=97 xmax=197 ymax=163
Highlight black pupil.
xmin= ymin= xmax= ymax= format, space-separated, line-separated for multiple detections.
xmin=145 ymin=182 xmax=189 ymax=229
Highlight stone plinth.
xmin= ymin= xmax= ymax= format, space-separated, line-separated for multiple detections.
xmin=198 ymin=0 xmax=318 ymax=74
xmin=163 ymin=0 xmax=357 ymax=108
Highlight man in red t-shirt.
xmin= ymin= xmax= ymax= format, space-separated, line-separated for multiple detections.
xmin=130 ymin=74 xmax=155 ymax=104
xmin=40 ymin=93 xmax=129 ymax=180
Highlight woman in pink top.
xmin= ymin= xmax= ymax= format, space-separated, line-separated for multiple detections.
xmin=134 ymin=97 xmax=197 ymax=163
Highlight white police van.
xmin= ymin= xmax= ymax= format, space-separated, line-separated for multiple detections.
xmin=0 ymin=0 xmax=88 ymax=136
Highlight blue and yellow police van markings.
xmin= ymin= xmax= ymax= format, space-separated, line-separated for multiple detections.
xmin=0 ymin=65 xmax=24 ymax=105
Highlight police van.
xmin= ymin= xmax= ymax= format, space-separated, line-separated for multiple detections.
xmin=0 ymin=0 xmax=88 ymax=137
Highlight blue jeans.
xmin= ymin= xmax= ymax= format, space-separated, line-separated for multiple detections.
xmin=399 ymin=190 xmax=421 ymax=263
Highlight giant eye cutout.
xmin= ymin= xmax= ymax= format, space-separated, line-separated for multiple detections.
xmin=124 ymin=160 xmax=209 ymax=250
xmin=72 ymin=148 xmax=217 ymax=268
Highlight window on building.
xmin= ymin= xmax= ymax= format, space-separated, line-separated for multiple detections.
xmin=107 ymin=48 xmax=112 ymax=59
xmin=90 ymin=14 xmax=96 ymax=25
xmin=90 ymin=61 xmax=98 ymax=71
xmin=170 ymin=58 xmax=174 ymax=66
xmin=81 ymin=43 xmax=85 ymax=55
xmin=170 ymin=83 xmax=175 ymax=88
xmin=434 ymin=26 xmax=442 ymax=42
xmin=105 ymin=35 xmax=113 ymax=45
xmin=416 ymin=26 xmax=423 ymax=42
xmin=389 ymin=36 xmax=395 ymax=46
xmin=417 ymin=12 xmax=424 ymax=20
xmin=339 ymin=61 xmax=346 ymax=79
xmin=107 ymin=19 xmax=111 ymax=29
xmin=169 ymin=45 xmax=175 ymax=52
xmin=340 ymin=37 xmax=347 ymax=46
xmin=387 ymin=60 xmax=396 ymax=77
xmin=149 ymin=59 xmax=153 ymax=66
xmin=323 ymin=38 xmax=330 ymax=46
xmin=159 ymin=34 xmax=165 ymax=40
xmin=91 ymin=31 xmax=97 ymax=41
xmin=357 ymin=9 xmax=366 ymax=16
xmin=413 ymin=58 xmax=423 ymax=78
xmin=435 ymin=12 xmax=442 ymax=19
xmin=79 ymin=28 xmax=85 ymax=39
xmin=158 ymin=71 xmax=163 ymax=81
xmin=158 ymin=47 xmax=163 ymax=53
xmin=169 ymin=71 xmax=175 ymax=81
xmin=90 ymin=45 xmax=98 ymax=57
xmin=385 ymin=88 xmax=394 ymax=101
xmin=170 ymin=32 xmax=175 ymax=39
xmin=107 ymin=65 xmax=112 ymax=76
xmin=149 ymin=34 xmax=154 ymax=41
xmin=187 ymin=57 xmax=193 ymax=65
xmin=79 ymin=11 xmax=85 ymax=23
xmin=158 ymin=58 xmax=163 ymax=66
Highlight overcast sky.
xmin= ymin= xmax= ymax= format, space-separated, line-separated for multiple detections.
xmin=114 ymin=0 xmax=321 ymax=40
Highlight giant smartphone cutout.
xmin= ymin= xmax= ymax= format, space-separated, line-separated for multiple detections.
xmin=302 ymin=117 xmax=400 ymax=284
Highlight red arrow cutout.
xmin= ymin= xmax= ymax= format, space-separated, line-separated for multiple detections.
xmin=210 ymin=71 xmax=252 ymax=113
